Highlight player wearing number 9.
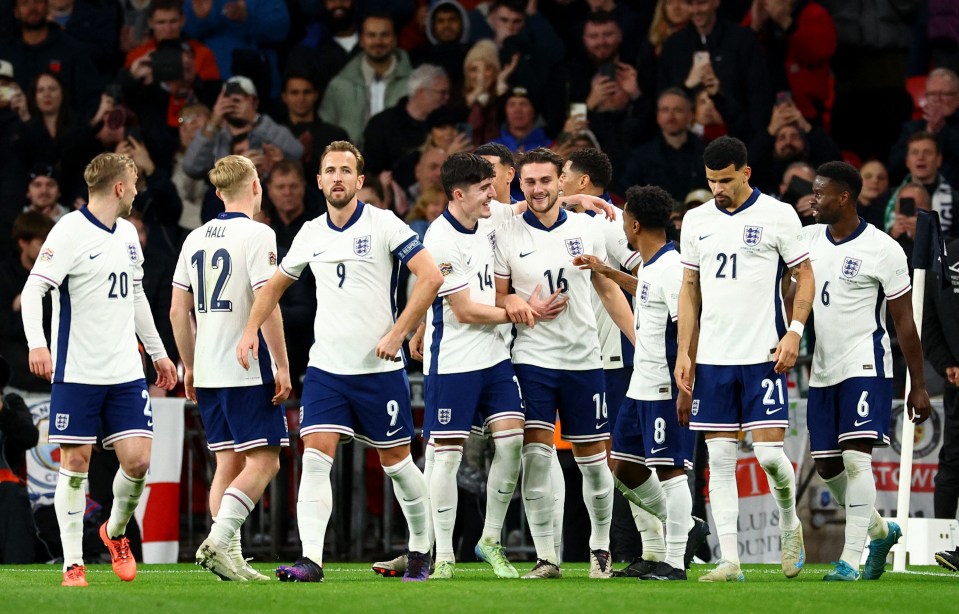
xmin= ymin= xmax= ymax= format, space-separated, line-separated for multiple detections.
xmin=20 ymin=153 xmax=178 ymax=587
xmin=803 ymin=161 xmax=931 ymax=582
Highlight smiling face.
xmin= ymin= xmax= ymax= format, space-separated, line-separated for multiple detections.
xmin=361 ymin=16 xmax=396 ymax=63
xmin=319 ymin=150 xmax=363 ymax=209
xmin=582 ymin=20 xmax=621 ymax=63
xmin=27 ymin=175 xmax=60 ymax=210
xmin=520 ymin=161 xmax=560 ymax=214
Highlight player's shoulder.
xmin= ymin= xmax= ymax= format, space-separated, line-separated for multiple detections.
xmin=115 ymin=217 xmax=139 ymax=240
xmin=802 ymin=223 xmax=828 ymax=242
xmin=861 ymin=222 xmax=905 ymax=256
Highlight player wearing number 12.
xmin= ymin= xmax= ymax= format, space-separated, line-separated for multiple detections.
xmin=171 ymin=155 xmax=293 ymax=581
xmin=20 ymin=153 xmax=178 ymax=587
xmin=804 ymin=161 xmax=932 ymax=581
xmin=237 ymin=141 xmax=444 ymax=583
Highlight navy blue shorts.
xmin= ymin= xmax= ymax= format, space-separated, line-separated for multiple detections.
xmin=300 ymin=367 xmax=414 ymax=448
xmin=195 ymin=384 xmax=290 ymax=452
xmin=49 ymin=379 xmax=150 ymax=449
xmin=807 ymin=377 xmax=893 ymax=458
xmin=514 ymin=364 xmax=608 ymax=443
xmin=604 ymin=366 xmax=631 ymax=433
xmin=611 ymin=398 xmax=693 ymax=470
xmin=690 ymin=362 xmax=788 ymax=432
xmin=423 ymin=360 xmax=524 ymax=440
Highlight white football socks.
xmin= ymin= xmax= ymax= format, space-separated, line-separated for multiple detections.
xmin=822 ymin=469 xmax=887 ymax=541
xmin=297 ymin=448 xmax=333 ymax=565
xmin=575 ymin=451 xmax=614 ymax=552
xmin=483 ymin=429 xmax=523 ymax=542
xmin=662 ymin=474 xmax=694 ymax=570
xmin=106 ymin=468 xmax=146 ymax=538
xmin=840 ymin=450 xmax=877 ymax=567
xmin=210 ymin=487 xmax=254 ymax=549
xmin=549 ymin=447 xmax=565 ymax=563
xmin=55 ymin=468 xmax=87 ymax=570
xmin=522 ymin=443 xmax=556 ymax=563
xmin=383 ymin=454 xmax=431 ymax=554
xmin=430 ymin=444 xmax=463 ymax=562
xmin=615 ymin=472 xmax=667 ymax=562
xmin=706 ymin=438 xmax=740 ymax=564
xmin=753 ymin=442 xmax=800 ymax=532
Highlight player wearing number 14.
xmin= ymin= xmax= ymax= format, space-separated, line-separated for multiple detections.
xmin=804 ymin=161 xmax=932 ymax=581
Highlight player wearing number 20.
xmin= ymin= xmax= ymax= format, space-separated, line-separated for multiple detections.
xmin=804 ymin=161 xmax=932 ymax=582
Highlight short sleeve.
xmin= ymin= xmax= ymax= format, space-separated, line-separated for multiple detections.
xmin=248 ymin=225 xmax=279 ymax=290
xmin=878 ymin=239 xmax=911 ymax=300
xmin=776 ymin=206 xmax=810 ymax=268
xmin=28 ymin=222 xmax=76 ymax=288
xmin=426 ymin=235 xmax=469 ymax=298
xmin=662 ymin=258 xmax=683 ymax=322
xmin=493 ymin=222 xmax=512 ymax=279
xmin=380 ymin=210 xmax=424 ymax=264
xmin=598 ymin=215 xmax=639 ymax=270
xmin=679 ymin=215 xmax=700 ymax=269
xmin=172 ymin=242 xmax=191 ymax=292
xmin=489 ymin=200 xmax=514 ymax=229
xmin=590 ymin=219 xmax=608 ymax=263
xmin=279 ymin=222 xmax=313 ymax=280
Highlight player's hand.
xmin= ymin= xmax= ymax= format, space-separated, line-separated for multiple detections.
xmin=573 ymin=254 xmax=609 ymax=276
xmin=773 ymin=331 xmax=800 ymax=374
xmin=946 ymin=365 xmax=959 ymax=387
xmin=183 ymin=368 xmax=196 ymax=403
xmin=273 ymin=367 xmax=292 ymax=405
xmin=677 ymin=389 xmax=693 ymax=427
xmin=375 ymin=330 xmax=403 ymax=361
xmin=527 ymin=283 xmax=568 ymax=322
xmin=503 ymin=293 xmax=537 ymax=327
xmin=154 ymin=357 xmax=178 ymax=390
xmin=564 ymin=194 xmax=616 ymax=220
xmin=409 ymin=325 xmax=426 ymax=362
xmin=236 ymin=329 xmax=259 ymax=370
xmin=28 ymin=347 xmax=52 ymax=382
xmin=674 ymin=352 xmax=693 ymax=396
xmin=906 ymin=386 xmax=932 ymax=424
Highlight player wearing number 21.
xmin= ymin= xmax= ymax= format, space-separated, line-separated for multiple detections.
xmin=237 ymin=141 xmax=444 ymax=582
xmin=493 ymin=147 xmax=635 ymax=579
xmin=803 ymin=161 xmax=931 ymax=582
xmin=20 ymin=153 xmax=178 ymax=587
xmin=676 ymin=136 xmax=814 ymax=583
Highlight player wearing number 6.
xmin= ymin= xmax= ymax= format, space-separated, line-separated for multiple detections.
xmin=237 ymin=141 xmax=444 ymax=582
xmin=804 ymin=161 xmax=932 ymax=581
xmin=493 ymin=148 xmax=635 ymax=579
xmin=171 ymin=155 xmax=293 ymax=581
xmin=20 ymin=153 xmax=178 ymax=587
xmin=676 ymin=136 xmax=814 ymax=582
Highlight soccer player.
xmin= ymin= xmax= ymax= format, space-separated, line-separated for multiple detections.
xmin=237 ymin=141 xmax=443 ymax=582
xmin=21 ymin=153 xmax=178 ymax=587
xmin=805 ymin=161 xmax=932 ymax=581
xmin=416 ymin=152 xmax=566 ymax=579
xmin=676 ymin=136 xmax=814 ymax=582
xmin=170 ymin=155 xmax=293 ymax=581
xmin=494 ymin=147 xmax=636 ymax=579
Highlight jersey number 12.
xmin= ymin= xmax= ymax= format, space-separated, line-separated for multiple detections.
xmin=191 ymin=249 xmax=233 ymax=312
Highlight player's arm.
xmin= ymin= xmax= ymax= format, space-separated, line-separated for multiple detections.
xmin=133 ymin=280 xmax=177 ymax=390
xmin=561 ymin=194 xmax=617 ymax=220
xmin=257 ymin=292 xmax=292 ymax=405
xmin=495 ymin=277 xmax=536 ymax=327
xmin=675 ymin=267 xmax=701 ymax=395
xmin=237 ymin=269 xmax=295 ymax=369
xmin=573 ymin=254 xmax=638 ymax=295
xmin=409 ymin=320 xmax=427 ymax=362
xmin=378 ymin=249 xmax=443 ymax=360
xmin=774 ymin=258 xmax=814 ymax=374
xmin=888 ymin=292 xmax=932 ymax=424
xmin=169 ymin=287 xmax=197 ymax=402
xmin=591 ymin=272 xmax=636 ymax=346
xmin=21 ymin=275 xmax=54 ymax=382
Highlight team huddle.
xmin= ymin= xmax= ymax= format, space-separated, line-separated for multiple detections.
xmin=23 ymin=136 xmax=932 ymax=587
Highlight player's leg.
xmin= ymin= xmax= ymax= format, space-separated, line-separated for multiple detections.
xmin=378 ymin=443 xmax=431 ymax=581
xmin=428 ymin=436 xmax=465 ymax=578
xmin=549 ymin=445 xmax=565 ymax=564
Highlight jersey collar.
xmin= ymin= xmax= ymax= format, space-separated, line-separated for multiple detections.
xmin=715 ymin=187 xmax=761 ymax=216
xmin=327 ymin=200 xmax=365 ymax=232
xmin=443 ymin=209 xmax=476 ymax=234
xmin=80 ymin=204 xmax=116 ymax=233
xmin=522 ymin=207 xmax=567 ymax=231
xmin=644 ymin=241 xmax=675 ymax=267
xmin=217 ymin=211 xmax=249 ymax=220
xmin=576 ymin=192 xmax=612 ymax=218
xmin=825 ymin=217 xmax=868 ymax=245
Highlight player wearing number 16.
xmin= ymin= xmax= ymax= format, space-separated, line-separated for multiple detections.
xmin=236 ymin=141 xmax=444 ymax=582
xmin=804 ymin=161 xmax=931 ymax=582
xmin=20 ymin=153 xmax=178 ymax=587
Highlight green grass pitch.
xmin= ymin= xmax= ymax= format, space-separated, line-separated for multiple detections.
xmin=2 ymin=563 xmax=959 ymax=613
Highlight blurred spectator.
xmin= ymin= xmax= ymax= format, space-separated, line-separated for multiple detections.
xmin=928 ymin=0 xmax=959 ymax=73
xmin=492 ymin=86 xmax=551 ymax=153
xmin=742 ymin=0 xmax=836 ymax=124
xmin=776 ymin=160 xmax=815 ymax=225
xmin=183 ymin=0 xmax=291 ymax=100
xmin=118 ymin=132 xmax=184 ymax=256
xmin=884 ymin=130 xmax=957 ymax=239
xmin=648 ymin=0 xmax=690 ymax=57
xmin=410 ymin=1 xmax=471 ymax=92
xmin=618 ymin=88 xmax=705 ymax=202
xmin=172 ymin=102 xmax=210 ymax=232
xmin=357 ymin=173 xmax=387 ymax=209
xmin=0 ymin=0 xmax=102 ymax=116
xmin=285 ymin=0 xmax=361 ymax=98
xmin=474 ymin=141 xmax=516 ymax=203
xmin=582 ymin=0 xmax=650 ymax=62
xmin=658 ymin=0 xmax=771 ymax=141
xmin=888 ymin=67 xmax=959 ymax=187
xmin=0 ymin=354 xmax=40 ymax=564
xmin=887 ymin=181 xmax=930 ymax=269
xmin=405 ymin=184 xmax=446 ymax=241
xmin=690 ymin=85 xmax=726 ymax=143
xmin=319 ymin=13 xmax=411 ymax=145
xmin=857 ymin=159 xmax=890 ymax=229
xmin=265 ymin=158 xmax=323 ymax=249
xmin=23 ymin=164 xmax=68 ymax=221
xmin=278 ymin=73 xmax=348 ymax=177
xmin=747 ymin=94 xmax=842 ymax=194
xmin=48 ymin=0 xmax=120 ymax=77
xmin=124 ymin=0 xmax=220 ymax=82
xmin=0 ymin=60 xmax=29 ymax=229
xmin=463 ymin=39 xmax=516 ymax=146
xmin=0 ymin=212 xmax=53 ymax=393
xmin=405 ymin=143 xmax=447 ymax=203
xmin=362 ymin=64 xmax=450 ymax=176
xmin=392 ymin=106 xmax=471 ymax=195
xmin=182 ymin=76 xmax=302 ymax=179
xmin=119 ymin=0 xmax=154 ymax=54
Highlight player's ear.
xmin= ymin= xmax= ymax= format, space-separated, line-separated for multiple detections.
xmin=742 ymin=165 xmax=752 ymax=182
xmin=356 ymin=174 xmax=365 ymax=190
xmin=215 ymin=188 xmax=224 ymax=203
xmin=252 ymin=178 xmax=261 ymax=196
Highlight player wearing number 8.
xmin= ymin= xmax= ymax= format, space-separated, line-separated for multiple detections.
xmin=804 ymin=161 xmax=932 ymax=581
xmin=20 ymin=153 xmax=178 ymax=586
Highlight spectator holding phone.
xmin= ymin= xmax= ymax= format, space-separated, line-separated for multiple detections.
xmin=463 ymin=39 xmax=517 ymax=146
xmin=884 ymin=130 xmax=958 ymax=240
xmin=125 ymin=0 xmax=220 ymax=82
xmin=888 ymin=183 xmax=931 ymax=270
xmin=776 ymin=161 xmax=815 ymax=225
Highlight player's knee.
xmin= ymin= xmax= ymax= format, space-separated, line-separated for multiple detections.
xmin=841 ymin=449 xmax=872 ymax=479
xmin=815 ymin=457 xmax=844 ymax=480
xmin=752 ymin=443 xmax=785 ymax=472
xmin=122 ymin=457 xmax=150 ymax=479
xmin=493 ymin=428 xmax=523 ymax=460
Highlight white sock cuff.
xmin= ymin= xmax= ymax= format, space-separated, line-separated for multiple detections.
xmin=574 ymin=451 xmax=608 ymax=466
xmin=382 ymin=454 xmax=415 ymax=476
xmin=118 ymin=468 xmax=145 ymax=484
xmin=59 ymin=468 xmax=87 ymax=479
xmin=706 ymin=438 xmax=738 ymax=469
xmin=303 ymin=448 xmax=334 ymax=467
xmin=661 ymin=474 xmax=688 ymax=489
xmin=493 ymin=428 xmax=524 ymax=440
xmin=841 ymin=449 xmax=873 ymax=477
xmin=223 ymin=487 xmax=255 ymax=513
xmin=434 ymin=445 xmax=464 ymax=455
xmin=523 ymin=443 xmax=553 ymax=459
xmin=752 ymin=442 xmax=787 ymax=466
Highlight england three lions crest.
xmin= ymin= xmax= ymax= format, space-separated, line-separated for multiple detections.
xmin=565 ymin=237 xmax=584 ymax=257
xmin=354 ymin=235 xmax=371 ymax=256
xmin=842 ymin=256 xmax=862 ymax=278
xmin=127 ymin=243 xmax=139 ymax=263
xmin=438 ymin=408 xmax=452 ymax=425
xmin=55 ymin=413 xmax=69 ymax=431
xmin=487 ymin=230 xmax=496 ymax=250
xmin=639 ymin=281 xmax=650 ymax=304
xmin=743 ymin=226 xmax=762 ymax=247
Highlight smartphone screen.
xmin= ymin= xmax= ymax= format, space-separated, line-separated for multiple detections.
xmin=899 ymin=197 xmax=916 ymax=217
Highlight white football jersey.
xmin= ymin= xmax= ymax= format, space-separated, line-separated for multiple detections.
xmin=494 ymin=209 xmax=607 ymax=370
xmin=173 ymin=212 xmax=279 ymax=387
xmin=280 ymin=202 xmax=423 ymax=375
xmin=804 ymin=221 xmax=911 ymax=387
xmin=585 ymin=207 xmax=642 ymax=369
xmin=679 ymin=189 xmax=809 ymax=365
xmin=423 ymin=201 xmax=513 ymax=375
xmin=627 ymin=243 xmax=682 ymax=401
xmin=28 ymin=207 xmax=147 ymax=385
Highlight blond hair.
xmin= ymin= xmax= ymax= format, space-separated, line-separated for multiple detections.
xmin=84 ymin=153 xmax=137 ymax=195
xmin=208 ymin=155 xmax=258 ymax=200
xmin=406 ymin=186 xmax=446 ymax=223
xmin=320 ymin=140 xmax=365 ymax=175
xmin=649 ymin=0 xmax=685 ymax=52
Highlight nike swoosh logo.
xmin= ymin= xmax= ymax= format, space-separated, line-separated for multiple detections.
xmin=650 ymin=447 xmax=668 ymax=454
xmin=89 ymin=252 xmax=103 ymax=259
xmin=849 ymin=503 xmax=868 ymax=508
xmin=497 ymin=489 xmax=513 ymax=495
xmin=765 ymin=407 xmax=783 ymax=415
xmin=67 ymin=510 xmax=82 ymax=515
xmin=313 ymin=251 xmax=326 ymax=257
xmin=437 ymin=507 xmax=453 ymax=514
xmin=466 ymin=257 xmax=473 ymax=266
xmin=698 ymin=234 xmax=712 ymax=241
xmin=526 ymin=495 xmax=544 ymax=501
xmin=519 ymin=251 xmax=535 ymax=258
xmin=595 ymin=422 xmax=608 ymax=429
xmin=854 ymin=419 xmax=872 ymax=427
xmin=386 ymin=427 xmax=403 ymax=436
